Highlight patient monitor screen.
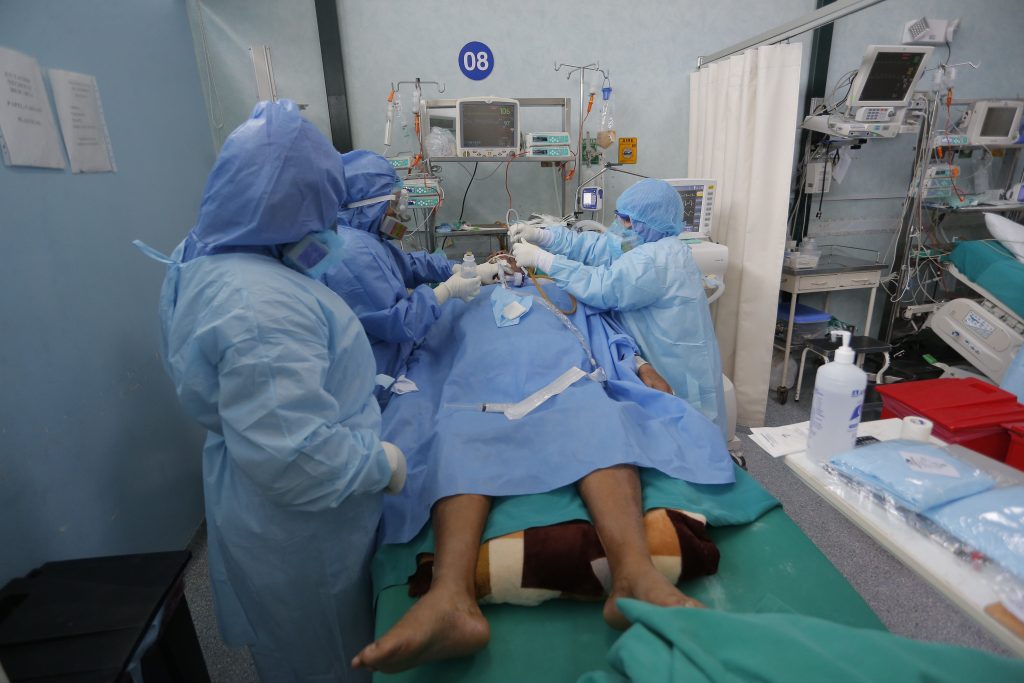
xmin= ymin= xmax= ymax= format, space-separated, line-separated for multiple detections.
xmin=459 ymin=102 xmax=516 ymax=149
xmin=981 ymin=107 xmax=1019 ymax=138
xmin=859 ymin=51 xmax=926 ymax=103
xmin=675 ymin=184 xmax=706 ymax=230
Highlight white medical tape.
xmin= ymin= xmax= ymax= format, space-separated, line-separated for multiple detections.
xmin=900 ymin=416 xmax=934 ymax=441
xmin=501 ymin=366 xmax=604 ymax=421
xmin=391 ymin=375 xmax=419 ymax=395
xmin=346 ymin=193 xmax=395 ymax=209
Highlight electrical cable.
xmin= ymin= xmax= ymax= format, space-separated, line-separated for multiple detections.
xmin=505 ymin=152 xmax=522 ymax=210
xmin=458 ymin=162 xmax=478 ymax=222
xmin=814 ymin=149 xmax=830 ymax=220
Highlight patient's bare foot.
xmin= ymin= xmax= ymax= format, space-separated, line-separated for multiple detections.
xmin=352 ymin=582 xmax=490 ymax=673
xmin=603 ymin=563 xmax=705 ymax=629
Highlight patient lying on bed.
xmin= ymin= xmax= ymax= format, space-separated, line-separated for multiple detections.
xmin=353 ymin=282 xmax=734 ymax=673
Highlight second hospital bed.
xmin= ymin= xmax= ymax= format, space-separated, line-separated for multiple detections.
xmin=930 ymin=240 xmax=1024 ymax=382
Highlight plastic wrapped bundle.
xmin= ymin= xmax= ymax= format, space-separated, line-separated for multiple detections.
xmin=925 ymin=485 xmax=1024 ymax=581
xmin=828 ymin=440 xmax=996 ymax=513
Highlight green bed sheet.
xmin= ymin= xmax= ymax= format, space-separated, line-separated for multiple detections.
xmin=373 ymin=506 xmax=884 ymax=682
xmin=581 ymin=601 xmax=1024 ymax=683
xmin=946 ymin=240 xmax=1024 ymax=320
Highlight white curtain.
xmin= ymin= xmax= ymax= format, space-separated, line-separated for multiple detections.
xmin=688 ymin=43 xmax=802 ymax=427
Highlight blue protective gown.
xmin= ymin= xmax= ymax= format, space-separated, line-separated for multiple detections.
xmin=327 ymin=232 xmax=453 ymax=381
xmin=324 ymin=150 xmax=454 ymax=383
xmin=159 ymin=248 xmax=389 ymax=682
xmin=543 ymin=225 xmax=728 ymax=434
xmin=141 ymin=101 xmax=389 ymax=682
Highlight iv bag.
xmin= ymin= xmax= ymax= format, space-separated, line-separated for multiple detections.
xmin=597 ymin=86 xmax=616 ymax=149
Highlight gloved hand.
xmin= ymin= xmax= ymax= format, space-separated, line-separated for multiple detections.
xmin=475 ymin=261 xmax=502 ymax=285
xmin=434 ymin=272 xmax=481 ymax=304
xmin=382 ymin=441 xmax=407 ymax=494
xmin=512 ymin=242 xmax=555 ymax=272
xmin=508 ymin=224 xmax=554 ymax=246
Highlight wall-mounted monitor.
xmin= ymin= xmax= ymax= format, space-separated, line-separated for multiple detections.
xmin=966 ymin=100 xmax=1024 ymax=146
xmin=848 ymin=45 xmax=934 ymax=109
xmin=455 ymin=97 xmax=520 ymax=157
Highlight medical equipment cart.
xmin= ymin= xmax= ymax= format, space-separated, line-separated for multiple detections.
xmin=421 ymin=97 xmax=574 ymax=252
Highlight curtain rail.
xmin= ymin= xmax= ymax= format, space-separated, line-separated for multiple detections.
xmin=696 ymin=0 xmax=887 ymax=68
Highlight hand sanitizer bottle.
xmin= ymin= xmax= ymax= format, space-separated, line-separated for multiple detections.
xmin=806 ymin=331 xmax=867 ymax=464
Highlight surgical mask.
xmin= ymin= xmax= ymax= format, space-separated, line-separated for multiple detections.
xmin=281 ymin=230 xmax=345 ymax=279
xmin=631 ymin=220 xmax=665 ymax=244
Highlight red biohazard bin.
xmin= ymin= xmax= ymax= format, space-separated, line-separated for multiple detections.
xmin=875 ymin=378 xmax=1024 ymax=462
xmin=1005 ymin=423 xmax=1024 ymax=472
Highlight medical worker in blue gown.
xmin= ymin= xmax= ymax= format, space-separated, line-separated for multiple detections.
xmin=137 ymin=101 xmax=405 ymax=682
xmin=325 ymin=150 xmax=500 ymax=395
xmin=511 ymin=178 xmax=727 ymax=435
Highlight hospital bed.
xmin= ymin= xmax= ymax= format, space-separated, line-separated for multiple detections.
xmin=371 ymin=480 xmax=884 ymax=682
xmin=928 ymin=240 xmax=1024 ymax=382
xmin=369 ymin=284 xmax=886 ymax=681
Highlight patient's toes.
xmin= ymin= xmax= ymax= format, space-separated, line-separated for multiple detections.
xmin=603 ymin=568 xmax=705 ymax=628
xmin=353 ymin=589 xmax=490 ymax=673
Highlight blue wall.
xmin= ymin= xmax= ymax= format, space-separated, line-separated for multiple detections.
xmin=0 ymin=0 xmax=212 ymax=582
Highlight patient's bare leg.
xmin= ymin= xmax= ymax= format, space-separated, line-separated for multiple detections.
xmin=352 ymin=494 xmax=491 ymax=673
xmin=578 ymin=465 xmax=704 ymax=629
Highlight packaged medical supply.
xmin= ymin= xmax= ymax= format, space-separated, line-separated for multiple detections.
xmin=828 ymin=440 xmax=996 ymax=513
xmin=425 ymin=126 xmax=456 ymax=157
xmin=806 ymin=331 xmax=866 ymax=463
xmin=925 ymin=485 xmax=1024 ymax=581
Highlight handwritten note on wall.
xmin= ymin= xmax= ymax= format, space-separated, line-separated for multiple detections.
xmin=50 ymin=69 xmax=116 ymax=173
xmin=0 ymin=46 xmax=66 ymax=169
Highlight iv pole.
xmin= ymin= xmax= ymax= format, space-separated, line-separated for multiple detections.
xmin=554 ymin=62 xmax=609 ymax=196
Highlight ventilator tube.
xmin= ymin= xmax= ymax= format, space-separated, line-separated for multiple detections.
xmin=806 ymin=331 xmax=867 ymax=464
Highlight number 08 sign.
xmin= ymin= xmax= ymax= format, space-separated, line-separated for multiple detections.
xmin=458 ymin=42 xmax=493 ymax=81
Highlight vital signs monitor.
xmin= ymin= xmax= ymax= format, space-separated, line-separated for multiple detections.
xmin=847 ymin=45 xmax=933 ymax=109
xmin=662 ymin=178 xmax=717 ymax=235
xmin=455 ymin=97 xmax=520 ymax=158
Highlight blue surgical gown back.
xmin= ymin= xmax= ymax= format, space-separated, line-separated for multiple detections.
xmin=159 ymin=249 xmax=390 ymax=682
xmin=325 ymin=228 xmax=452 ymax=380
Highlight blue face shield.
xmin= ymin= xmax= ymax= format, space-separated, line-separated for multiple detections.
xmin=282 ymin=230 xmax=346 ymax=279
xmin=609 ymin=216 xmax=639 ymax=252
